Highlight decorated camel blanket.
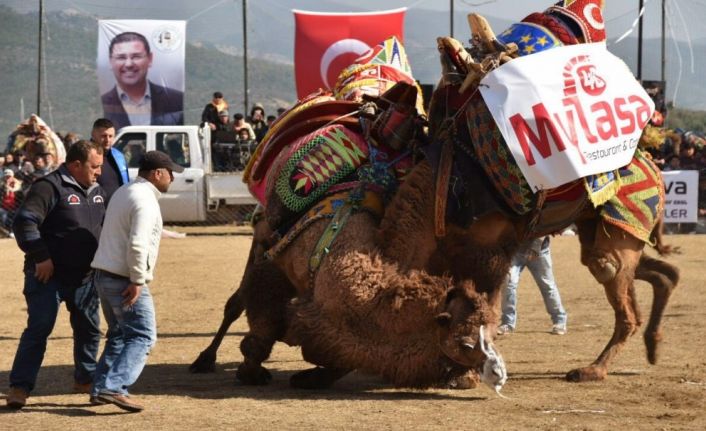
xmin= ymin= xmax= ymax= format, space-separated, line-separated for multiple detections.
xmin=600 ymin=151 xmax=663 ymax=244
xmin=244 ymin=37 xmax=421 ymax=236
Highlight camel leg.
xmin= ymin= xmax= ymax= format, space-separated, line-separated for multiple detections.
xmin=189 ymin=287 xmax=244 ymax=373
xmin=635 ymin=254 xmax=680 ymax=364
xmin=289 ymin=367 xmax=351 ymax=389
xmin=190 ymin=231 xmax=266 ymax=374
xmin=568 ymin=222 xmax=643 ymax=382
xmin=236 ymin=329 xmax=276 ymax=385
xmin=236 ymin=264 xmax=297 ymax=385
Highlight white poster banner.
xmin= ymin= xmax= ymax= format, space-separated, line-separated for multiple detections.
xmin=480 ymin=43 xmax=654 ymax=191
xmin=97 ymin=20 xmax=186 ymax=130
xmin=661 ymin=170 xmax=698 ymax=223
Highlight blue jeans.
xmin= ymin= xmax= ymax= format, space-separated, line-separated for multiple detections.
xmin=92 ymin=270 xmax=157 ymax=396
xmin=9 ymin=274 xmax=101 ymax=392
xmin=500 ymin=244 xmax=567 ymax=329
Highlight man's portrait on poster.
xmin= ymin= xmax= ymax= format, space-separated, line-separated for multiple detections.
xmin=100 ymin=27 xmax=184 ymax=130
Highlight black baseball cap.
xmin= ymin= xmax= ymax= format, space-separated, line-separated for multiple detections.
xmin=139 ymin=151 xmax=185 ymax=173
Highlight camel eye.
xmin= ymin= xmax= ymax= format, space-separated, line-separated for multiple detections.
xmin=435 ymin=312 xmax=452 ymax=327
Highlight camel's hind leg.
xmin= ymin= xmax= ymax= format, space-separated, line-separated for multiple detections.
xmin=189 ymin=287 xmax=245 ymax=373
xmin=568 ymin=221 xmax=644 ymax=382
xmin=236 ymin=260 xmax=297 ymax=385
xmin=635 ymin=254 xmax=679 ymax=364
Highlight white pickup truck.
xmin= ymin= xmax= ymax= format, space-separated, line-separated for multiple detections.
xmin=112 ymin=124 xmax=257 ymax=223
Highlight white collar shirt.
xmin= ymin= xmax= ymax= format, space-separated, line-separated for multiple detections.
xmin=117 ymin=84 xmax=152 ymax=126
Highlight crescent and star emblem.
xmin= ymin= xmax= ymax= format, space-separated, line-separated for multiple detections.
xmin=319 ymin=39 xmax=371 ymax=88
xmin=583 ymin=3 xmax=605 ymax=30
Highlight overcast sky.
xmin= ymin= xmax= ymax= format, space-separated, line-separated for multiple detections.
xmin=4 ymin=0 xmax=704 ymax=42
xmin=3 ymin=0 xmax=703 ymax=107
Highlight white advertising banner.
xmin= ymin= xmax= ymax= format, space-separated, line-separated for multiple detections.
xmin=97 ymin=20 xmax=186 ymax=130
xmin=661 ymin=170 xmax=698 ymax=223
xmin=480 ymin=43 xmax=654 ymax=191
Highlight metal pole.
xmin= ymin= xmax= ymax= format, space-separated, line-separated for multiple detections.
xmin=242 ymin=0 xmax=249 ymax=116
xmin=637 ymin=0 xmax=644 ymax=80
xmin=661 ymin=0 xmax=666 ymax=81
xmin=450 ymin=0 xmax=454 ymax=38
xmin=37 ymin=0 xmax=43 ymax=116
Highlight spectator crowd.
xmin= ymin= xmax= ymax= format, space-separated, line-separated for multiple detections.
xmin=1 ymin=92 xmax=286 ymax=237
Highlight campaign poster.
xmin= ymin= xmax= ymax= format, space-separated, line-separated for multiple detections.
xmin=97 ymin=20 xmax=186 ymax=130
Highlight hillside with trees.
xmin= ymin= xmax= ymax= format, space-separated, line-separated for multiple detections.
xmin=0 ymin=6 xmax=296 ymax=138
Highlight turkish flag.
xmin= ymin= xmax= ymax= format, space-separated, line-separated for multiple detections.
xmin=293 ymin=8 xmax=406 ymax=99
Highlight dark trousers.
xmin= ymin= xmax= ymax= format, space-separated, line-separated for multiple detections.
xmin=9 ymin=273 xmax=101 ymax=392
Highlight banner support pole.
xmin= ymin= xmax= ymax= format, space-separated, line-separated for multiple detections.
xmin=37 ymin=0 xmax=43 ymax=116
xmin=242 ymin=0 xmax=249 ymax=116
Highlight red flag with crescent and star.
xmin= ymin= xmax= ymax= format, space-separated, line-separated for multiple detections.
xmin=293 ymin=8 xmax=406 ymax=99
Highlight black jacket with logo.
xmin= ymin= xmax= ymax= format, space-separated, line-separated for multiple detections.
xmin=12 ymin=165 xmax=106 ymax=286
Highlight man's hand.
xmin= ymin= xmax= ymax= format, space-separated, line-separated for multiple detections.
xmin=35 ymin=259 xmax=54 ymax=283
xmin=122 ymin=283 xmax=144 ymax=306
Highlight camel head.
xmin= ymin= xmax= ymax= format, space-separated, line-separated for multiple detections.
xmin=435 ymin=286 xmax=507 ymax=392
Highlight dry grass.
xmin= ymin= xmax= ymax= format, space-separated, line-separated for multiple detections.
xmin=1 ymin=234 xmax=704 ymax=430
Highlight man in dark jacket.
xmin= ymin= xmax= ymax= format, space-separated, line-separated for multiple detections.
xmin=201 ymin=91 xmax=227 ymax=130
xmin=6 ymin=141 xmax=106 ymax=410
xmin=92 ymin=118 xmax=129 ymax=203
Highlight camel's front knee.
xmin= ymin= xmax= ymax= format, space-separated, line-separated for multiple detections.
xmin=585 ymin=252 xmax=620 ymax=284
xmin=240 ymin=334 xmax=274 ymax=363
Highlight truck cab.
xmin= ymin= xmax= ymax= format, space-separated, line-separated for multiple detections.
xmin=113 ymin=124 xmax=255 ymax=222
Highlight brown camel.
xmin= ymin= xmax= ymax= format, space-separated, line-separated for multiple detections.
xmin=375 ymin=10 xmax=680 ymax=382
xmin=191 ymin=207 xmax=506 ymax=390
xmin=191 ymin=84 xmax=507 ymax=391
xmin=378 ymin=156 xmax=679 ymax=382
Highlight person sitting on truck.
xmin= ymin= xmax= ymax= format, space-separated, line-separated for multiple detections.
xmin=248 ymin=103 xmax=268 ymax=143
xmin=212 ymin=111 xmax=237 ymax=172
xmin=212 ymin=110 xmax=236 ymax=144
xmin=236 ymin=128 xmax=251 ymax=143
xmin=232 ymin=113 xmax=255 ymax=141
xmin=201 ymin=91 xmax=227 ymax=131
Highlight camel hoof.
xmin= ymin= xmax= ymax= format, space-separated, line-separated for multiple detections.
xmin=290 ymin=367 xmax=346 ymax=389
xmin=440 ymin=371 xmax=480 ymax=390
xmin=189 ymin=351 xmax=216 ymax=373
xmin=566 ymin=366 xmax=607 ymax=382
xmin=644 ymin=331 xmax=662 ymax=365
xmin=236 ymin=364 xmax=272 ymax=385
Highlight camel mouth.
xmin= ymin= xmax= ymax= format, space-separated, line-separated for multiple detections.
xmin=444 ymin=326 xmax=508 ymax=391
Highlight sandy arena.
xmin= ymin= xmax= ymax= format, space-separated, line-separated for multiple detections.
xmin=1 ymin=232 xmax=704 ymax=430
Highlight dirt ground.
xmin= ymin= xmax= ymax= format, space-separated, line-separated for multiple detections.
xmin=1 ymin=232 xmax=704 ymax=430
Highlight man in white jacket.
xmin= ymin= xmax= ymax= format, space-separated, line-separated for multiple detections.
xmin=90 ymin=151 xmax=183 ymax=412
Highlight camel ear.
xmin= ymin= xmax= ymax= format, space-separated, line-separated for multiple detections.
xmin=436 ymin=312 xmax=452 ymax=327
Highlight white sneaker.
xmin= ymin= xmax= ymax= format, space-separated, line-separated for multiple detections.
xmin=551 ymin=324 xmax=566 ymax=335
xmin=497 ymin=324 xmax=514 ymax=335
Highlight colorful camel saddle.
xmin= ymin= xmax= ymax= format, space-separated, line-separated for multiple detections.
xmin=245 ymin=37 xmax=423 ymax=252
xmin=600 ymin=151 xmax=664 ymax=243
